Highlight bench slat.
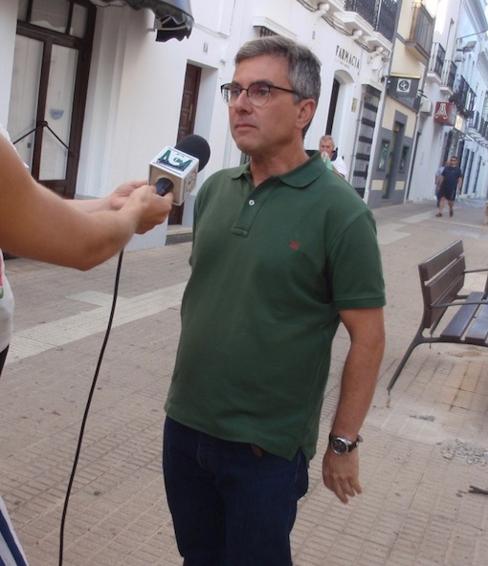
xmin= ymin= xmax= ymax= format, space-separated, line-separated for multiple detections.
xmin=422 ymin=258 xmax=466 ymax=328
xmin=465 ymin=304 xmax=488 ymax=345
xmin=419 ymin=240 xmax=464 ymax=281
xmin=440 ymin=292 xmax=484 ymax=340
xmin=425 ymin=257 xmax=465 ymax=305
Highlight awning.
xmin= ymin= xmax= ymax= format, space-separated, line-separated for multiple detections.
xmin=90 ymin=0 xmax=193 ymax=41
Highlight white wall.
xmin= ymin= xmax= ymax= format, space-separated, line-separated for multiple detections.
xmin=0 ymin=0 xmax=18 ymax=127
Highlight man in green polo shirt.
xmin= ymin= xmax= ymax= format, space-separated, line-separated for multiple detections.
xmin=163 ymin=36 xmax=385 ymax=566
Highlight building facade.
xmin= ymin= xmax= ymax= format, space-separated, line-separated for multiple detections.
xmin=1 ymin=0 xmax=401 ymax=249
xmin=408 ymin=0 xmax=488 ymax=202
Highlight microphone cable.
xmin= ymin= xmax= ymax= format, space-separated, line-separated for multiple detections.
xmin=58 ymin=250 xmax=124 ymax=566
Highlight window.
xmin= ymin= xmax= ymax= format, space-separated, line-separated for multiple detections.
xmin=18 ymin=0 xmax=89 ymax=38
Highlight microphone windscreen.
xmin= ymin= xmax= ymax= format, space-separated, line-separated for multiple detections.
xmin=175 ymin=135 xmax=211 ymax=172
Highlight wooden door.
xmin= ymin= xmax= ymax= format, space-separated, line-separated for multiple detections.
xmin=169 ymin=63 xmax=201 ymax=224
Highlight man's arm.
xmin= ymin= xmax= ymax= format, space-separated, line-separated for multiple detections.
xmin=457 ymin=174 xmax=463 ymax=192
xmin=0 ymin=136 xmax=173 ymax=270
xmin=322 ymin=307 xmax=385 ymax=504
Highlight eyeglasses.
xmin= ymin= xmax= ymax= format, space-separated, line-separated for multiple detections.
xmin=220 ymin=81 xmax=299 ymax=107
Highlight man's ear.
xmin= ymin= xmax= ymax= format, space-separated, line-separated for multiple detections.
xmin=297 ymin=98 xmax=317 ymax=131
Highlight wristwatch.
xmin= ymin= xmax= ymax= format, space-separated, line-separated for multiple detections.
xmin=328 ymin=434 xmax=363 ymax=455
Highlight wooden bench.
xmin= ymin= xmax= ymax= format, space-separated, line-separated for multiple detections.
xmin=387 ymin=240 xmax=488 ymax=396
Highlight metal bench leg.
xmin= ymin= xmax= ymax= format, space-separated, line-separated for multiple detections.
xmin=386 ymin=335 xmax=423 ymax=398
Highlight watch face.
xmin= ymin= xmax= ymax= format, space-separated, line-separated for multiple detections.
xmin=330 ymin=437 xmax=348 ymax=454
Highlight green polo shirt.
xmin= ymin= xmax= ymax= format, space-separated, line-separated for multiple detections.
xmin=165 ymin=151 xmax=385 ymax=461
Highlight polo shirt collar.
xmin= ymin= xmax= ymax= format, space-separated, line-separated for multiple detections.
xmin=230 ymin=150 xmax=326 ymax=189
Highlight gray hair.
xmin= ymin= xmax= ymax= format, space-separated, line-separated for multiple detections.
xmin=320 ymin=134 xmax=335 ymax=146
xmin=235 ymin=36 xmax=321 ymax=106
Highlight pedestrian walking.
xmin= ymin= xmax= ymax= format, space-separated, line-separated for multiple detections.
xmin=436 ymin=155 xmax=463 ymax=217
xmin=163 ymin=35 xmax=385 ymax=566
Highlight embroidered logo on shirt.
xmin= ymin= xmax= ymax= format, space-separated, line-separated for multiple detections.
xmin=289 ymin=240 xmax=301 ymax=251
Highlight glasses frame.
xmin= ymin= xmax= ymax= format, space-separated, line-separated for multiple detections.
xmin=220 ymin=81 xmax=300 ymax=107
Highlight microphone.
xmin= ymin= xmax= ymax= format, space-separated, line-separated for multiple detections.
xmin=149 ymin=134 xmax=211 ymax=205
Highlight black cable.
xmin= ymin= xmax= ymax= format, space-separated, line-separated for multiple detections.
xmin=58 ymin=250 xmax=124 ymax=566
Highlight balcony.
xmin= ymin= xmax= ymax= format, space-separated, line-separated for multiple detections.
xmin=450 ymin=75 xmax=476 ymax=117
xmin=344 ymin=0 xmax=376 ymax=27
xmin=375 ymin=0 xmax=398 ymax=41
xmin=440 ymin=59 xmax=457 ymax=94
xmin=467 ymin=111 xmax=482 ymax=139
xmin=406 ymin=3 xmax=434 ymax=61
xmin=427 ymin=42 xmax=446 ymax=81
xmin=335 ymin=0 xmax=398 ymax=47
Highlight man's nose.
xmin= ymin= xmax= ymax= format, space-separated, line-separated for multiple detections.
xmin=233 ymin=90 xmax=252 ymax=111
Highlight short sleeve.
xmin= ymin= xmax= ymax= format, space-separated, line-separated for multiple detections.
xmin=328 ymin=210 xmax=386 ymax=310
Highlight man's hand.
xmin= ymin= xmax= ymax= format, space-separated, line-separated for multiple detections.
xmin=124 ymin=184 xmax=173 ymax=234
xmin=322 ymin=447 xmax=361 ymax=504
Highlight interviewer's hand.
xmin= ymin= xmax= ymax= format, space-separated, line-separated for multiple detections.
xmin=322 ymin=447 xmax=362 ymax=504
xmin=124 ymin=184 xmax=173 ymax=234
xmin=108 ymin=180 xmax=148 ymax=210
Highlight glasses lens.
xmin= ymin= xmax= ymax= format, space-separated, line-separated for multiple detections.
xmin=221 ymin=85 xmax=230 ymax=104
xmin=248 ymin=83 xmax=271 ymax=106
xmin=222 ymin=84 xmax=242 ymax=105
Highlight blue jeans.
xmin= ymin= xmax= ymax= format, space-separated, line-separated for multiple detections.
xmin=162 ymin=417 xmax=308 ymax=566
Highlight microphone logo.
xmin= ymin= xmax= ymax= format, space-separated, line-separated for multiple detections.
xmin=157 ymin=148 xmax=194 ymax=172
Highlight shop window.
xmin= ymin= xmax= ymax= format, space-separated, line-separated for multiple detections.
xmin=378 ymin=140 xmax=390 ymax=171
xmin=399 ymin=145 xmax=410 ymax=173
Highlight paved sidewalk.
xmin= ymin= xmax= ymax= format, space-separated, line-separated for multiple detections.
xmin=1 ymin=198 xmax=488 ymax=565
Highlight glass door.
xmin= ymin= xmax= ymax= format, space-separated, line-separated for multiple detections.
xmin=7 ymin=0 xmax=96 ymax=198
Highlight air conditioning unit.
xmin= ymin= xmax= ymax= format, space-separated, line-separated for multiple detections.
xmin=419 ymin=98 xmax=433 ymax=114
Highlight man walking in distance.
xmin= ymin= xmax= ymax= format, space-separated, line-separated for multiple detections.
xmin=436 ymin=155 xmax=463 ymax=217
xmin=163 ymin=36 xmax=385 ymax=566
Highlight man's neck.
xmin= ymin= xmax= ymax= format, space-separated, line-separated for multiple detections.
xmin=249 ymin=145 xmax=309 ymax=187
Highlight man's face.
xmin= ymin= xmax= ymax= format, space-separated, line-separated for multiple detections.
xmin=449 ymin=157 xmax=459 ymax=167
xmin=228 ymin=55 xmax=309 ymax=157
xmin=319 ymin=139 xmax=334 ymax=158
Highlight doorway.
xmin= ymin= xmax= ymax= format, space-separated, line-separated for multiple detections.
xmin=325 ymin=79 xmax=340 ymax=135
xmin=169 ymin=63 xmax=201 ymax=225
xmin=383 ymin=121 xmax=405 ymax=199
xmin=7 ymin=0 xmax=96 ymax=198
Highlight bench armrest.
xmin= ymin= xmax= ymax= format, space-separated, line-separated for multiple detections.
xmin=464 ymin=268 xmax=488 ymax=274
xmin=432 ymin=300 xmax=488 ymax=309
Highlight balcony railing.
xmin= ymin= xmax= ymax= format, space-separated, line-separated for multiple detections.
xmin=451 ymin=75 xmax=476 ymax=116
xmin=408 ymin=3 xmax=434 ymax=60
xmin=468 ymin=111 xmax=480 ymax=131
xmin=441 ymin=59 xmax=457 ymax=91
xmin=428 ymin=42 xmax=446 ymax=78
xmin=345 ymin=0 xmax=399 ymax=42
xmin=345 ymin=0 xmax=376 ymax=27
xmin=376 ymin=0 xmax=398 ymax=41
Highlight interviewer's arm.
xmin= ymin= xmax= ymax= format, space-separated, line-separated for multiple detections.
xmin=0 ymin=136 xmax=172 ymax=270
